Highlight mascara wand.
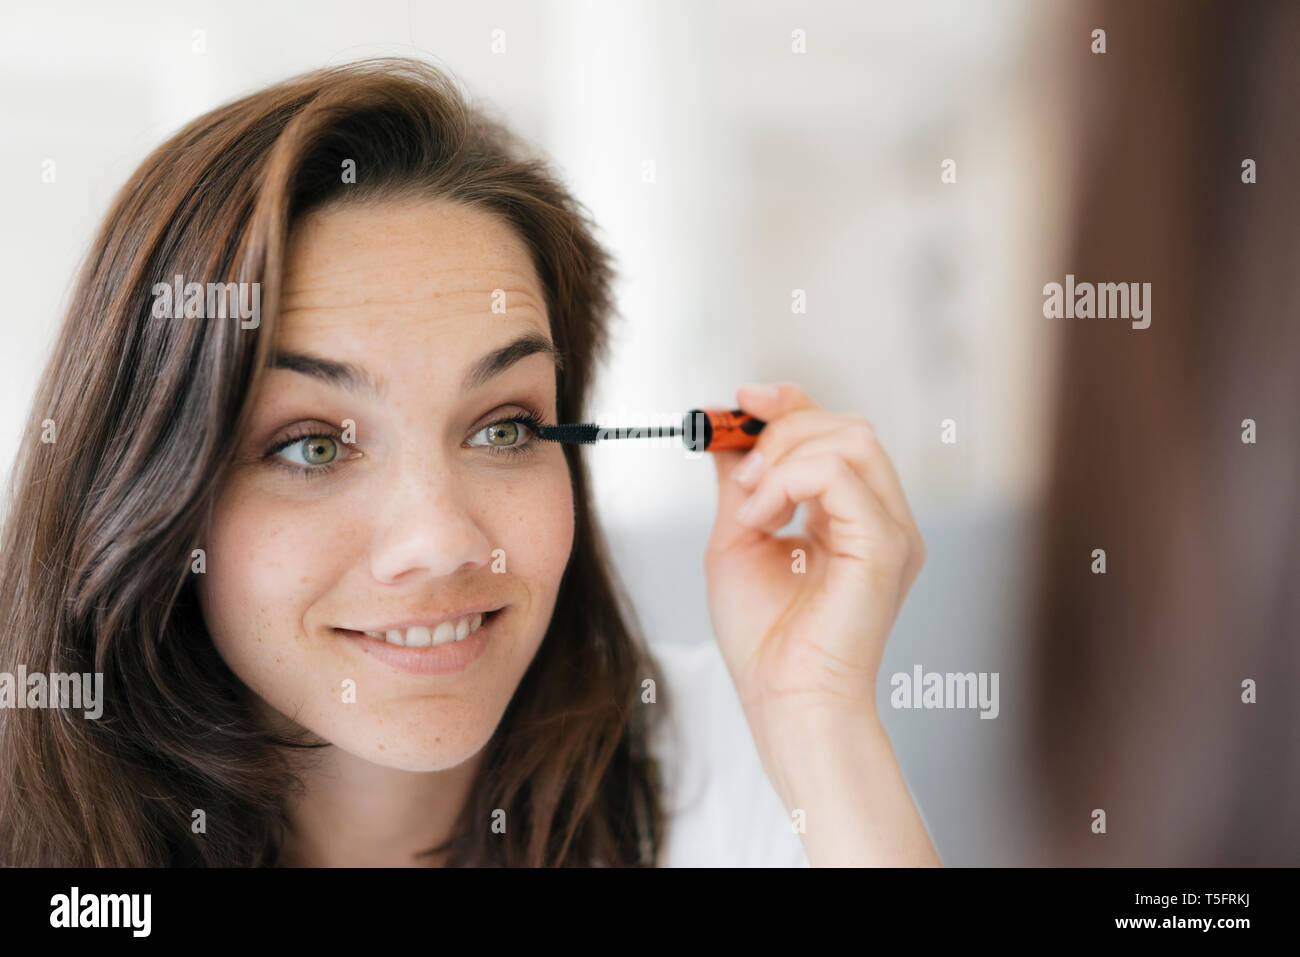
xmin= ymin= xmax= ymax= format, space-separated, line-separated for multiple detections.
xmin=535 ymin=408 xmax=765 ymax=453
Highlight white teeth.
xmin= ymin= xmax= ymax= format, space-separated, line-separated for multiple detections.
xmin=362 ymin=613 xmax=488 ymax=648
xmin=431 ymin=620 xmax=456 ymax=646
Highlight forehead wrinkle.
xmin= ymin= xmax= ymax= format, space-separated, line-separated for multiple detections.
xmin=283 ymin=235 xmax=540 ymax=279
xmin=279 ymin=201 xmax=552 ymax=335
xmin=282 ymin=267 xmax=546 ymax=304
xmin=276 ymin=305 xmax=549 ymax=329
xmin=279 ymin=294 xmax=549 ymax=326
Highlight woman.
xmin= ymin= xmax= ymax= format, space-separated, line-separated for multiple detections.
xmin=0 ymin=58 xmax=937 ymax=867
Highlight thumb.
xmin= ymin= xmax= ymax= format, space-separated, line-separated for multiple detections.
xmin=706 ymin=445 xmax=761 ymax=555
xmin=706 ymin=382 xmax=799 ymax=554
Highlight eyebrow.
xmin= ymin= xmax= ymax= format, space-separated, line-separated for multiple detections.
xmin=270 ymin=331 xmax=563 ymax=397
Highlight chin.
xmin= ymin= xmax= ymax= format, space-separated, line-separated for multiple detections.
xmin=324 ymin=705 xmax=501 ymax=773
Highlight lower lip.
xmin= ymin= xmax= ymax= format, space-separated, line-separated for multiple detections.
xmin=336 ymin=611 xmax=499 ymax=675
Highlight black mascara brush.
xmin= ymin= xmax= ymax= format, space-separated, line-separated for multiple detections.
xmin=536 ymin=408 xmax=765 ymax=453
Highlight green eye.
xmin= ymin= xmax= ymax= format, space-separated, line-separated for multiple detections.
xmin=466 ymin=415 xmax=540 ymax=456
xmin=482 ymin=421 xmax=520 ymax=447
xmin=303 ymin=437 xmax=338 ymax=464
xmin=278 ymin=435 xmax=339 ymax=466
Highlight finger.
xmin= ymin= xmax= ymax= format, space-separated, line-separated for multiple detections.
xmin=760 ymin=435 xmax=927 ymax=585
xmin=730 ymin=408 xmax=854 ymax=486
xmin=708 ymin=382 xmax=820 ymax=555
xmin=733 ymin=453 xmax=913 ymax=653
xmin=733 ymin=381 xmax=820 ymax=422
xmin=747 ymin=431 xmax=886 ymax=538
xmin=760 ymin=426 xmax=923 ymax=551
xmin=724 ymin=410 xmax=843 ymax=537
xmin=709 ymin=444 xmax=765 ymax=554
xmin=735 ymin=414 xmax=921 ymax=542
xmin=735 ymin=451 xmax=902 ymax=564
xmin=847 ymin=425 xmax=921 ymax=540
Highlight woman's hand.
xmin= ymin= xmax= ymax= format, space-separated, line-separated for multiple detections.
xmin=704 ymin=381 xmax=925 ymax=729
xmin=703 ymin=382 xmax=939 ymax=865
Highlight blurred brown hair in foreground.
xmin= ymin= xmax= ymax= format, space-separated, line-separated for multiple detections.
xmin=1030 ymin=0 xmax=1300 ymax=865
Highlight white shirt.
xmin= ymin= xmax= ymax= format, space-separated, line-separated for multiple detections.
xmin=648 ymin=639 xmax=811 ymax=867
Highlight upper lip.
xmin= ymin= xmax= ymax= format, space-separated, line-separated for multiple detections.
xmin=340 ymin=605 xmax=504 ymax=634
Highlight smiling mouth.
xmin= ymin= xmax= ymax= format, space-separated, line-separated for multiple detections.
xmin=335 ymin=608 xmax=504 ymax=648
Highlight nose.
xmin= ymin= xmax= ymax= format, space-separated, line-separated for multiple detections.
xmin=367 ymin=453 xmax=494 ymax=584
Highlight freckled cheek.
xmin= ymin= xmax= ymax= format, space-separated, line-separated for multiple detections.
xmin=474 ymin=463 xmax=575 ymax=582
xmin=199 ymin=485 xmax=359 ymax=662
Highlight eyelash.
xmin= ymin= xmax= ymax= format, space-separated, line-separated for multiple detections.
xmin=262 ymin=407 xmax=546 ymax=480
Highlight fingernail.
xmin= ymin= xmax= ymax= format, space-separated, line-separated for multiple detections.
xmin=732 ymin=450 xmax=764 ymax=486
xmin=744 ymin=382 xmax=780 ymax=399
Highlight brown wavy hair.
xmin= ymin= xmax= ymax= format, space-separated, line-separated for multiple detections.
xmin=0 ymin=57 xmax=666 ymax=866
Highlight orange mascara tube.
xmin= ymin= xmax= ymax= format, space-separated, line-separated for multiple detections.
xmin=534 ymin=408 xmax=765 ymax=452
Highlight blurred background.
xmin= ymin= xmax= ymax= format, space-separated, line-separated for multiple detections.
xmin=1 ymin=0 xmax=1294 ymax=865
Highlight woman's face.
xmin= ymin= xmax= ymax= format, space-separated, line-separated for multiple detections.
xmin=197 ymin=198 xmax=575 ymax=772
